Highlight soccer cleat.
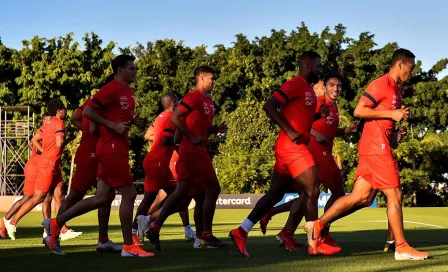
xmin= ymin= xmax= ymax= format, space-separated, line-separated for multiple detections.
xmin=97 ymin=240 xmax=123 ymax=252
xmin=60 ymin=229 xmax=83 ymax=241
xmin=132 ymin=233 xmax=144 ymax=246
xmin=260 ymin=213 xmax=272 ymax=235
xmin=42 ymin=236 xmax=65 ymax=256
xmin=277 ymin=235 xmax=306 ymax=248
xmin=146 ymin=225 xmax=162 ymax=250
xmin=309 ymin=239 xmax=342 ymax=256
xmin=0 ymin=217 xmax=6 ymax=238
xmin=201 ymin=235 xmax=228 ymax=248
xmin=276 ymin=230 xmax=297 ymax=252
xmin=229 ymin=227 xmax=249 ymax=258
xmin=184 ymin=227 xmax=196 ymax=241
xmin=42 ymin=218 xmax=61 ymax=252
xmin=137 ymin=215 xmax=149 ymax=242
xmin=4 ymin=217 xmax=16 ymax=240
xmin=121 ymin=244 xmax=154 ymax=257
xmin=304 ymin=220 xmax=323 ymax=255
xmin=384 ymin=241 xmax=396 ymax=253
xmin=193 ymin=238 xmax=202 ymax=249
xmin=322 ymin=236 xmax=341 ymax=249
xmin=43 ymin=228 xmax=47 ymax=239
xmin=395 ymin=244 xmax=429 ymax=260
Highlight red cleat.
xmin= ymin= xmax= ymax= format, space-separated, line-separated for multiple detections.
xmin=276 ymin=230 xmax=297 ymax=252
xmin=132 ymin=233 xmax=144 ymax=246
xmin=229 ymin=227 xmax=249 ymax=258
xmin=0 ymin=218 xmax=6 ymax=239
xmin=322 ymin=236 xmax=341 ymax=249
xmin=307 ymin=239 xmax=342 ymax=256
xmin=304 ymin=220 xmax=324 ymax=255
xmin=260 ymin=213 xmax=272 ymax=235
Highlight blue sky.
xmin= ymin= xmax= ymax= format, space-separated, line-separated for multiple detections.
xmin=1 ymin=0 xmax=447 ymax=75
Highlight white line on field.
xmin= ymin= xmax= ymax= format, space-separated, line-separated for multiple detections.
xmin=346 ymin=220 xmax=445 ymax=228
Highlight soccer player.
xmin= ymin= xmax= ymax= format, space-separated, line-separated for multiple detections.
xmin=43 ymin=54 xmax=153 ymax=257
xmin=146 ymin=66 xmax=227 ymax=250
xmin=305 ymin=48 xmax=429 ymax=260
xmin=54 ymin=93 xmax=121 ymax=252
xmin=133 ymin=94 xmax=195 ymax=243
xmin=229 ymin=51 xmax=327 ymax=258
xmin=258 ymin=72 xmax=358 ymax=250
xmin=1 ymin=113 xmax=52 ymax=239
xmin=2 ymin=99 xmax=69 ymax=240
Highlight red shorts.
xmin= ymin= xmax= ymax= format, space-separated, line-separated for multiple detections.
xmin=316 ymin=159 xmax=343 ymax=189
xmin=144 ymin=171 xmax=176 ymax=193
xmin=23 ymin=157 xmax=40 ymax=196
xmin=176 ymin=149 xmax=216 ymax=196
xmin=274 ymin=144 xmax=315 ymax=179
xmin=355 ymin=154 xmax=400 ymax=189
xmin=34 ymin=163 xmax=63 ymax=193
xmin=70 ymin=158 xmax=99 ymax=191
xmin=97 ymin=154 xmax=133 ymax=188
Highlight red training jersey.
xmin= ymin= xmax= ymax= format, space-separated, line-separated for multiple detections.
xmin=358 ymin=74 xmax=402 ymax=155
xmin=40 ymin=118 xmax=66 ymax=165
xmin=143 ymin=110 xmax=176 ymax=168
xmin=308 ymin=96 xmax=340 ymax=161
xmin=89 ymin=80 xmax=135 ymax=156
xmin=30 ymin=126 xmax=45 ymax=159
xmin=74 ymin=98 xmax=100 ymax=162
xmin=273 ymin=75 xmax=317 ymax=150
xmin=177 ymin=89 xmax=214 ymax=152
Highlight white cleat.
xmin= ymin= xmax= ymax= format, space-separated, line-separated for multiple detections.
xmin=43 ymin=228 xmax=47 ymax=239
xmin=4 ymin=217 xmax=16 ymax=240
xmin=395 ymin=245 xmax=429 ymax=261
xmin=97 ymin=240 xmax=122 ymax=252
xmin=137 ymin=215 xmax=149 ymax=242
xmin=185 ymin=227 xmax=196 ymax=241
xmin=193 ymin=238 xmax=202 ymax=249
xmin=60 ymin=229 xmax=83 ymax=241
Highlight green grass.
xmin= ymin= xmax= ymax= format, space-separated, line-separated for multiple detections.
xmin=1 ymin=208 xmax=447 ymax=272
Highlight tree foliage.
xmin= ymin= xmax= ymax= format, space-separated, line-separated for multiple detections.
xmin=1 ymin=23 xmax=447 ymax=206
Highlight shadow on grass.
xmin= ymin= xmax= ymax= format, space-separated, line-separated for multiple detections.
xmin=0 ymin=228 xmax=447 ymax=272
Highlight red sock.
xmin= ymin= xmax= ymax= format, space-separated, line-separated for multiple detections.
xmin=202 ymin=232 xmax=212 ymax=240
xmin=10 ymin=219 xmax=16 ymax=225
xmin=151 ymin=223 xmax=161 ymax=233
xmin=282 ymin=227 xmax=293 ymax=236
xmin=61 ymin=225 xmax=69 ymax=234
xmin=99 ymin=235 xmax=109 ymax=244
xmin=317 ymin=220 xmax=324 ymax=229
xmin=396 ymin=241 xmax=408 ymax=248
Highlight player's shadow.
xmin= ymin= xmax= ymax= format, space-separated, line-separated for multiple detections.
xmin=0 ymin=228 xmax=447 ymax=272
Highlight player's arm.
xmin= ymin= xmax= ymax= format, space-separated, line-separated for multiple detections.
xmin=144 ymin=126 xmax=155 ymax=142
xmin=263 ymin=95 xmax=300 ymax=143
xmin=209 ymin=122 xmax=227 ymax=135
xmin=310 ymin=129 xmax=329 ymax=145
xmin=70 ymin=110 xmax=83 ymax=130
xmin=31 ymin=132 xmax=43 ymax=153
xmin=390 ymin=125 xmax=407 ymax=148
xmin=83 ymin=106 xmax=129 ymax=135
xmin=174 ymin=131 xmax=183 ymax=144
xmin=335 ymin=122 xmax=359 ymax=137
xmin=170 ymin=108 xmax=193 ymax=140
xmin=62 ymin=132 xmax=76 ymax=148
xmin=314 ymin=104 xmax=330 ymax=121
xmin=354 ymin=92 xmax=409 ymax=121
xmin=162 ymin=120 xmax=176 ymax=146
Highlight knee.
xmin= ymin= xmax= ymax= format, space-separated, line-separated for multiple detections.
xmin=358 ymin=195 xmax=373 ymax=207
xmin=122 ymin=189 xmax=137 ymax=202
xmin=303 ymin=185 xmax=320 ymax=199
xmin=33 ymin=194 xmax=47 ymax=204
xmin=208 ymin=183 xmax=221 ymax=197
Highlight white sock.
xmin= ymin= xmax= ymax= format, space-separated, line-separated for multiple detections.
xmin=240 ymin=219 xmax=255 ymax=233
xmin=387 ymin=240 xmax=395 ymax=244
xmin=132 ymin=228 xmax=138 ymax=234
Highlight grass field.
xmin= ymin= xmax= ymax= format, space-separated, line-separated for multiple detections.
xmin=1 ymin=208 xmax=447 ymax=272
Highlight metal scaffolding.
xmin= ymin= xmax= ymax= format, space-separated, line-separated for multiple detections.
xmin=0 ymin=106 xmax=34 ymax=196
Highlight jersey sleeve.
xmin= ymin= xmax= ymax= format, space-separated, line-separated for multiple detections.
xmin=273 ymin=79 xmax=300 ymax=104
xmin=37 ymin=125 xmax=45 ymax=135
xmin=163 ymin=118 xmax=176 ymax=137
xmin=54 ymin=120 xmax=66 ymax=136
xmin=77 ymin=97 xmax=91 ymax=114
xmin=178 ymin=92 xmax=199 ymax=113
xmin=360 ymin=80 xmax=386 ymax=108
xmin=315 ymin=97 xmax=324 ymax=114
xmin=90 ymin=84 xmax=115 ymax=109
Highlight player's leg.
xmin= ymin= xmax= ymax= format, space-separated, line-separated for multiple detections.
xmin=164 ymin=184 xmax=195 ymax=241
xmin=133 ymin=190 xmax=158 ymax=242
xmin=115 ymin=184 xmax=137 ymax=245
xmin=1 ymin=195 xmax=32 ymax=239
xmin=382 ymin=187 xmax=428 ymax=260
xmin=148 ymin=190 xmax=166 ymax=215
xmin=260 ymin=194 xmax=296 ymax=235
xmin=53 ymin=185 xmax=82 ymax=241
xmin=42 ymin=193 xmax=52 ymax=219
xmin=384 ymin=189 xmax=399 ymax=252
xmin=192 ymin=193 xmax=205 ymax=248
xmin=230 ymin=171 xmax=290 ymax=257
xmin=147 ymin=181 xmax=189 ymax=250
